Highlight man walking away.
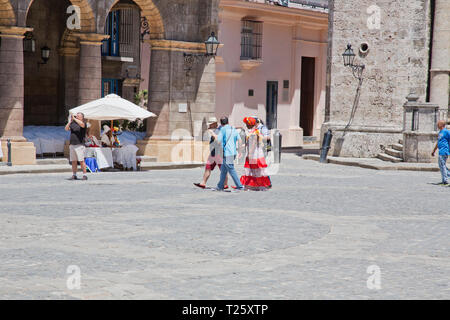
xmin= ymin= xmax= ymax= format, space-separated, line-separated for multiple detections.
xmin=65 ymin=112 xmax=88 ymax=180
xmin=216 ymin=117 xmax=244 ymax=191
xmin=432 ymin=120 xmax=450 ymax=186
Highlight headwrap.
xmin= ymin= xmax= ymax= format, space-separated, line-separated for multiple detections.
xmin=243 ymin=117 xmax=256 ymax=126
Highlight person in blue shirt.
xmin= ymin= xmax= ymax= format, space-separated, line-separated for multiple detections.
xmin=216 ymin=116 xmax=245 ymax=191
xmin=432 ymin=120 xmax=450 ymax=186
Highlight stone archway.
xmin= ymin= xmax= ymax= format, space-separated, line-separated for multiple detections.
xmin=24 ymin=0 xmax=77 ymax=126
xmin=101 ymin=0 xmax=164 ymax=39
xmin=25 ymin=0 xmax=96 ymax=32
xmin=0 ymin=0 xmax=16 ymax=25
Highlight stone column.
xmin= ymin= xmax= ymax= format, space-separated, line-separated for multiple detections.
xmin=0 ymin=26 xmax=36 ymax=165
xmin=403 ymin=94 xmax=439 ymax=163
xmin=137 ymin=39 xmax=214 ymax=162
xmin=59 ymin=37 xmax=80 ymax=124
xmin=429 ymin=0 xmax=450 ymax=114
xmin=73 ymin=33 xmax=109 ymax=137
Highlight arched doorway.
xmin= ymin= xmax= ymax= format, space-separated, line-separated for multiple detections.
xmin=101 ymin=0 xmax=144 ymax=103
xmin=99 ymin=0 xmax=163 ymax=134
xmin=100 ymin=0 xmax=165 ymax=102
xmin=102 ymin=0 xmax=164 ymax=40
xmin=23 ymin=0 xmax=96 ymax=126
xmin=24 ymin=0 xmax=73 ymax=126
xmin=24 ymin=0 xmax=96 ymax=32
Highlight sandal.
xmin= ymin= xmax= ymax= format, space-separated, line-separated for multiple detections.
xmin=193 ymin=183 xmax=206 ymax=189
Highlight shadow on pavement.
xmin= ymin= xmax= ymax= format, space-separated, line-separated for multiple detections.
xmin=282 ymin=147 xmax=320 ymax=157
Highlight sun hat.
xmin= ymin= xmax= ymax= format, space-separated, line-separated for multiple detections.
xmin=207 ymin=117 xmax=218 ymax=125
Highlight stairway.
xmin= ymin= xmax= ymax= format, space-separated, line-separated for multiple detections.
xmin=377 ymin=139 xmax=403 ymax=163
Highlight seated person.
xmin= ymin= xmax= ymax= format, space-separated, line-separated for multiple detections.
xmin=101 ymin=125 xmax=114 ymax=147
xmin=85 ymin=128 xmax=101 ymax=148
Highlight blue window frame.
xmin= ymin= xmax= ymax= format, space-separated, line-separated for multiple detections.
xmin=102 ymin=79 xmax=121 ymax=97
xmin=102 ymin=10 xmax=120 ymax=56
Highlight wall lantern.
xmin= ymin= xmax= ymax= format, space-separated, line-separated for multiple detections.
xmin=342 ymin=43 xmax=365 ymax=80
xmin=204 ymin=32 xmax=220 ymax=56
xmin=342 ymin=43 xmax=355 ymax=67
xmin=40 ymin=46 xmax=50 ymax=64
xmin=37 ymin=45 xmax=51 ymax=68
xmin=184 ymin=32 xmax=220 ymax=75
xmin=23 ymin=32 xmax=36 ymax=53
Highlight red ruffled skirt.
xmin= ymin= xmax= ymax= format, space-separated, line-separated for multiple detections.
xmin=240 ymin=156 xmax=271 ymax=190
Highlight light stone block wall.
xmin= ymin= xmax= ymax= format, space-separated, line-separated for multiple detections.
xmin=324 ymin=0 xmax=432 ymax=157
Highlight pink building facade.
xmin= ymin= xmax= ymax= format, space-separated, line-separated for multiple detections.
xmin=216 ymin=0 xmax=328 ymax=147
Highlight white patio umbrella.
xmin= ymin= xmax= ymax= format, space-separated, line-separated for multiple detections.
xmin=69 ymin=93 xmax=156 ymax=121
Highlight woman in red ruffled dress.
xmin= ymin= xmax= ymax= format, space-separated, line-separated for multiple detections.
xmin=240 ymin=117 xmax=271 ymax=191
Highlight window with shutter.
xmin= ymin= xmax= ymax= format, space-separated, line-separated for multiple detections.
xmin=241 ymin=20 xmax=263 ymax=60
xmin=102 ymin=79 xmax=122 ymax=97
xmin=119 ymin=8 xmax=134 ymax=58
xmin=102 ymin=11 xmax=120 ymax=56
xmin=102 ymin=7 xmax=140 ymax=58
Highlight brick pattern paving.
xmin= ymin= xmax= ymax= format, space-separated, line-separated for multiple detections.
xmin=0 ymin=153 xmax=448 ymax=299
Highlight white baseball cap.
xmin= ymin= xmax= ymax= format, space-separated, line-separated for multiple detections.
xmin=103 ymin=125 xmax=110 ymax=133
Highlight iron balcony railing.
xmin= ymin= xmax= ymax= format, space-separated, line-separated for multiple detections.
xmin=243 ymin=0 xmax=328 ymax=9
xmin=289 ymin=0 xmax=328 ymax=9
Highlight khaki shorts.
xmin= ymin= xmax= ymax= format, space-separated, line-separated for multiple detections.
xmin=69 ymin=144 xmax=86 ymax=162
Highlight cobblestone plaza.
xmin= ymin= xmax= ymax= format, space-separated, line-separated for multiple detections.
xmin=0 ymin=154 xmax=448 ymax=299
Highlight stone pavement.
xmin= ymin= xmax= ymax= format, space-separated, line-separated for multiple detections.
xmin=0 ymin=153 xmax=448 ymax=299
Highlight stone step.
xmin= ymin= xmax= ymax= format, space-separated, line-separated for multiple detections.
xmin=36 ymin=158 xmax=70 ymax=165
xmin=377 ymin=152 xmax=403 ymax=163
xmin=139 ymin=156 xmax=157 ymax=163
xmin=34 ymin=156 xmax=158 ymax=166
xmin=304 ymin=136 xmax=318 ymax=143
xmin=385 ymin=147 xmax=403 ymax=158
xmin=399 ymin=139 xmax=403 ymax=145
xmin=391 ymin=143 xmax=403 ymax=151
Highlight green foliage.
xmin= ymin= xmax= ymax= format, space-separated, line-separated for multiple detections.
xmin=121 ymin=119 xmax=145 ymax=132
xmin=134 ymin=90 xmax=148 ymax=108
xmin=120 ymin=90 xmax=149 ymax=132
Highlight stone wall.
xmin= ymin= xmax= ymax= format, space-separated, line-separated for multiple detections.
xmin=323 ymin=0 xmax=432 ymax=157
xmin=1 ymin=0 xmax=220 ymax=163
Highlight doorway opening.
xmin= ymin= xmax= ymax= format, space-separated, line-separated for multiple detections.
xmin=300 ymin=57 xmax=316 ymax=137
xmin=266 ymin=81 xmax=278 ymax=129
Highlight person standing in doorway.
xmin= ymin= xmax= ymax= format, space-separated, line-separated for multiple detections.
xmin=65 ymin=112 xmax=88 ymax=180
xmin=216 ymin=117 xmax=244 ymax=191
xmin=432 ymin=120 xmax=450 ymax=186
